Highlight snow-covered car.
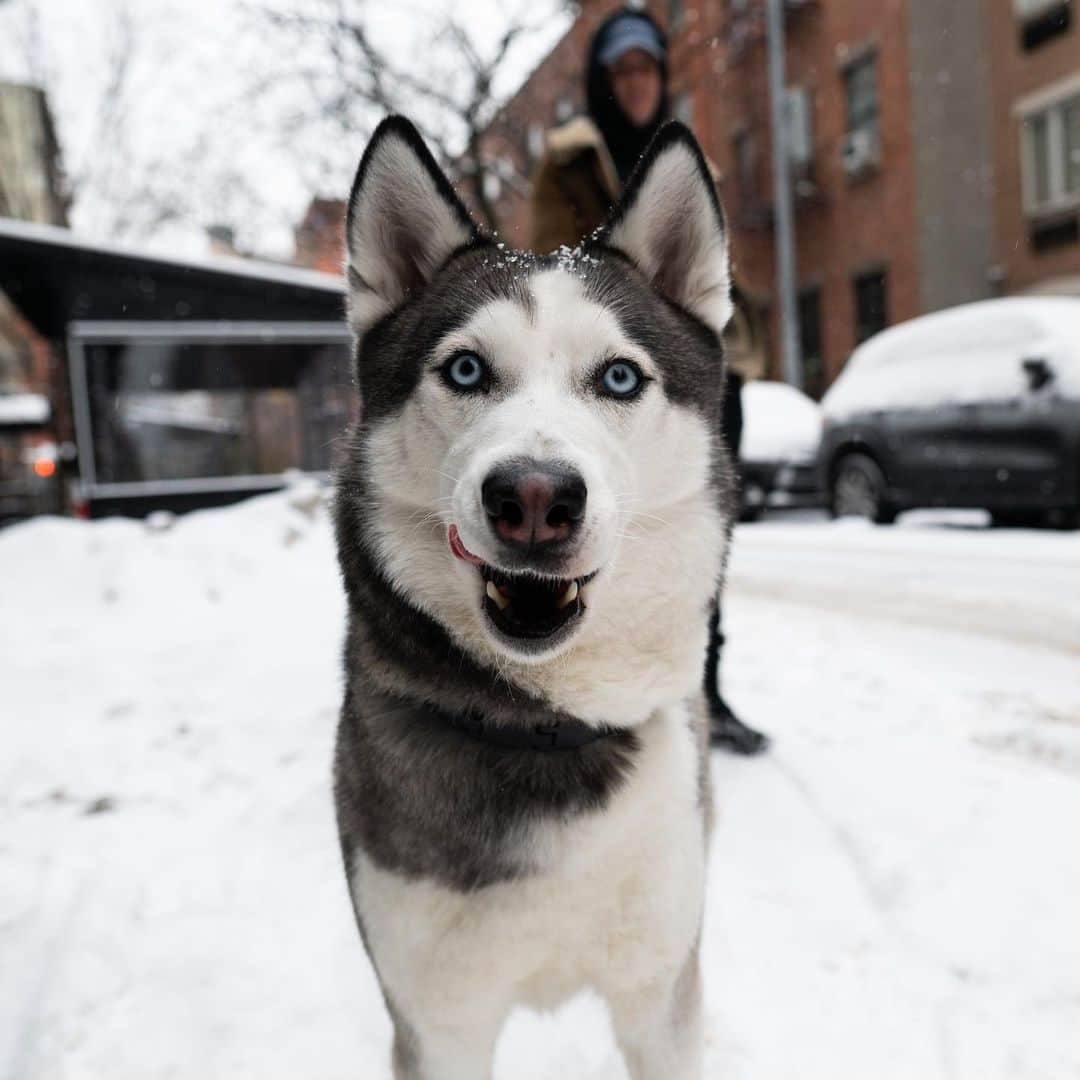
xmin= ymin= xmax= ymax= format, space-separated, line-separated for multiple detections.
xmin=820 ymin=298 xmax=1080 ymax=527
xmin=0 ymin=393 xmax=59 ymax=523
xmin=739 ymin=379 xmax=824 ymax=519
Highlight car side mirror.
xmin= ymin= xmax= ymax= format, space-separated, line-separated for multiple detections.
xmin=1021 ymin=356 xmax=1054 ymax=392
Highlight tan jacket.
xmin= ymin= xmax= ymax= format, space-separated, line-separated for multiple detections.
xmin=530 ymin=117 xmax=620 ymax=254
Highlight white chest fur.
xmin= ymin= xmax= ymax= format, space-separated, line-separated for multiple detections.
xmin=350 ymin=703 xmax=707 ymax=1029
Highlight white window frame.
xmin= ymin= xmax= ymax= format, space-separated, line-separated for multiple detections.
xmin=1017 ymin=76 xmax=1080 ymax=217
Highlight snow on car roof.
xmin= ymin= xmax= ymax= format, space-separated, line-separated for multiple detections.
xmin=847 ymin=297 xmax=1080 ymax=368
xmin=823 ymin=297 xmax=1080 ymax=420
xmin=741 ymin=380 xmax=823 ymax=464
xmin=0 ymin=392 xmax=50 ymax=426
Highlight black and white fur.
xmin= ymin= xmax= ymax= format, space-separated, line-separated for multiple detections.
xmin=334 ymin=116 xmax=735 ymax=1079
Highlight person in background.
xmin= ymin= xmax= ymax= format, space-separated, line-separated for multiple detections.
xmin=706 ymin=367 xmax=770 ymax=755
xmin=530 ymin=7 xmax=770 ymax=755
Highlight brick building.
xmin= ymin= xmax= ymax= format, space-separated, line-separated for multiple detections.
xmin=0 ymin=82 xmax=69 ymax=516
xmin=477 ymin=0 xmax=1080 ymax=395
xmin=988 ymin=0 xmax=1080 ymax=296
xmin=0 ymin=82 xmax=68 ymax=401
xmin=0 ymin=81 xmax=69 ymax=227
xmin=294 ymin=197 xmax=348 ymax=274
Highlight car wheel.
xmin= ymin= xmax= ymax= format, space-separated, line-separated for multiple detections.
xmin=738 ymin=480 xmax=766 ymax=522
xmin=830 ymin=453 xmax=896 ymax=524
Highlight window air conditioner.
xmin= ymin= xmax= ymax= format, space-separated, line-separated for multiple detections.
xmin=841 ymin=127 xmax=882 ymax=177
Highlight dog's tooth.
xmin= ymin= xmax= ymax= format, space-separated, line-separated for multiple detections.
xmin=486 ymin=580 xmax=509 ymax=611
xmin=556 ymin=580 xmax=579 ymax=609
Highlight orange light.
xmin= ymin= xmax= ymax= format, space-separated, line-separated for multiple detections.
xmin=33 ymin=458 xmax=56 ymax=479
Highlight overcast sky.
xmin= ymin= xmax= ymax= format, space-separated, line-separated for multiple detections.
xmin=0 ymin=0 xmax=570 ymax=260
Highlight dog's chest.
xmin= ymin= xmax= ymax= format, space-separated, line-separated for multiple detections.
xmin=350 ymin=705 xmax=707 ymax=1015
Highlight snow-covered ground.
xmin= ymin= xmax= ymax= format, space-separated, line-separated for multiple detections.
xmin=2 ymin=492 xmax=1079 ymax=1080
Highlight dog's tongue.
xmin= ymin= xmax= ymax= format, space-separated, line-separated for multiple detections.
xmin=448 ymin=524 xmax=484 ymax=566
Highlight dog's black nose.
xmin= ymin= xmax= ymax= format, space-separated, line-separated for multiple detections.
xmin=482 ymin=459 xmax=587 ymax=550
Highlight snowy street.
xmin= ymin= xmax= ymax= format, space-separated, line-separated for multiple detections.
xmin=2 ymin=493 xmax=1079 ymax=1079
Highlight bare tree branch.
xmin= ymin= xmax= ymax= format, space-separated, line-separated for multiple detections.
xmin=241 ymin=0 xmax=566 ymax=233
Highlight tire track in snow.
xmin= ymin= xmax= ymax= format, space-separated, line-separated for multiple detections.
xmin=727 ymin=550 xmax=1080 ymax=658
xmin=766 ymin=754 xmax=901 ymax=928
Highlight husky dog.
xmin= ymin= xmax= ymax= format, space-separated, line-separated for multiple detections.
xmin=333 ymin=115 xmax=734 ymax=1079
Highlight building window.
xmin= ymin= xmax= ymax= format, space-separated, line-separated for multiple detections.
xmin=1014 ymin=0 xmax=1071 ymax=49
xmin=1022 ymin=94 xmax=1080 ymax=215
xmin=843 ymin=53 xmax=879 ymax=137
xmin=1032 ymin=215 xmax=1080 ymax=251
xmin=797 ymin=287 xmax=824 ymax=398
xmin=733 ymin=128 xmax=759 ymax=211
xmin=853 ymin=269 xmax=888 ymax=345
xmin=785 ymin=86 xmax=814 ymax=170
xmin=81 ymin=336 xmax=355 ymax=486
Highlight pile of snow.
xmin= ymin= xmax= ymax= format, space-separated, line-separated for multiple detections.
xmin=823 ymin=297 xmax=1080 ymax=421
xmin=2 ymin=494 xmax=1079 ymax=1079
xmin=741 ymin=380 xmax=822 ymax=464
xmin=0 ymin=393 xmax=50 ymax=426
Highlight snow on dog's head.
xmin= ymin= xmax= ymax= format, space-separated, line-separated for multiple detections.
xmin=338 ymin=116 xmax=735 ymax=722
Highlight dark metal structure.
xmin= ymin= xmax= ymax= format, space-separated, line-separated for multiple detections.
xmin=0 ymin=217 xmax=354 ymax=517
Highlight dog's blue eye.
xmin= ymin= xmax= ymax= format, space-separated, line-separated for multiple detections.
xmin=600 ymin=360 xmax=643 ymax=398
xmin=445 ymin=352 xmax=486 ymax=391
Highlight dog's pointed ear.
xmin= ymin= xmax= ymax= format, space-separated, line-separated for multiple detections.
xmin=345 ymin=116 xmax=480 ymax=337
xmin=599 ymin=123 xmax=732 ymax=336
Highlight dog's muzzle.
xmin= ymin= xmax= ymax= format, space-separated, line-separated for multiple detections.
xmin=446 ymin=458 xmax=599 ymax=655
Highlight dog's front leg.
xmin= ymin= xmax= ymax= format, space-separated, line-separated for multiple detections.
xmin=608 ymin=949 xmax=705 ymax=1080
xmin=389 ymin=1009 xmax=503 ymax=1080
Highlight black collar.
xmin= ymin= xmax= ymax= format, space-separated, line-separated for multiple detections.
xmin=443 ymin=710 xmax=619 ymax=752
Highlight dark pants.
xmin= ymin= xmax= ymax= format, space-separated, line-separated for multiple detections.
xmin=722 ymin=370 xmax=744 ymax=464
xmin=702 ymin=372 xmax=770 ymax=752
xmin=704 ymin=601 xmax=725 ymax=710
xmin=705 ymin=369 xmax=742 ymax=705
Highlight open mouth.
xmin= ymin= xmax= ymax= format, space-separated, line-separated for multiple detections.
xmin=449 ymin=525 xmax=593 ymax=643
xmin=481 ymin=564 xmax=592 ymax=640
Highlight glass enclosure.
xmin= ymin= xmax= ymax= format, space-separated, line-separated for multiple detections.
xmin=74 ymin=325 xmax=355 ymax=491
